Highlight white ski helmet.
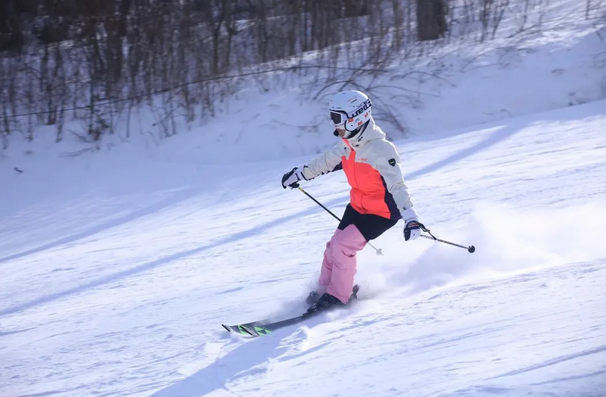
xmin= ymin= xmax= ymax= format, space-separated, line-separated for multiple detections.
xmin=329 ymin=90 xmax=372 ymax=138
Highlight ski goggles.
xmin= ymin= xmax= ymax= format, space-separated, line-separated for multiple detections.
xmin=330 ymin=111 xmax=348 ymax=127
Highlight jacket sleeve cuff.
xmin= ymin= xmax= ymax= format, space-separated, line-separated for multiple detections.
xmin=299 ymin=165 xmax=312 ymax=181
xmin=401 ymin=207 xmax=418 ymax=223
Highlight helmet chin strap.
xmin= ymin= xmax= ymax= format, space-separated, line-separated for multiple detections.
xmin=333 ymin=119 xmax=370 ymax=139
xmin=333 ymin=121 xmax=369 ymax=139
xmin=344 ymin=120 xmax=369 ymax=139
xmin=344 ymin=129 xmax=357 ymax=139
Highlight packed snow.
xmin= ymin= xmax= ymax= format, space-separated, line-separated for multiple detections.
xmin=2 ymin=0 xmax=606 ymax=396
xmin=2 ymin=98 xmax=606 ymax=396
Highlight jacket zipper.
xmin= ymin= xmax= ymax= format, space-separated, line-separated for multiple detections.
xmin=350 ymin=146 xmax=362 ymax=212
xmin=344 ymin=139 xmax=363 ymax=212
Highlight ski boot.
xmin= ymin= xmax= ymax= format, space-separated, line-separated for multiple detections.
xmin=304 ymin=293 xmax=344 ymax=316
xmin=304 ymin=285 xmax=360 ymax=317
xmin=306 ymin=284 xmax=359 ymax=306
xmin=349 ymin=284 xmax=360 ymax=303
xmin=305 ymin=290 xmax=321 ymax=305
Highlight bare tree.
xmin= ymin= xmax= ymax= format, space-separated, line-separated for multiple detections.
xmin=0 ymin=0 xmax=569 ymax=149
xmin=0 ymin=0 xmax=23 ymax=52
xmin=417 ymin=0 xmax=448 ymax=41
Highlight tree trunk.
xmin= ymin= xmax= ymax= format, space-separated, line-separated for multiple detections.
xmin=0 ymin=0 xmax=23 ymax=52
xmin=416 ymin=0 xmax=448 ymax=41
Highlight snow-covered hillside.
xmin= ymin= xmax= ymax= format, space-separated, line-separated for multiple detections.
xmin=2 ymin=99 xmax=605 ymax=396
xmin=2 ymin=0 xmax=604 ymax=162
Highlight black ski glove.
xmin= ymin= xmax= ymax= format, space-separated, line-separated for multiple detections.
xmin=281 ymin=166 xmax=307 ymax=189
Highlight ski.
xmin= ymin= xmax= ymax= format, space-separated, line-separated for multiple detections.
xmin=222 ymin=285 xmax=360 ymax=338
xmin=223 ymin=314 xmax=311 ymax=337
xmin=221 ymin=319 xmax=271 ymax=337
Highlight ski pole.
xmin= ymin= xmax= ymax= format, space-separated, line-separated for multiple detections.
xmin=297 ymin=186 xmax=342 ymax=223
xmin=296 ymin=185 xmax=384 ymax=256
xmin=419 ymin=226 xmax=475 ymax=253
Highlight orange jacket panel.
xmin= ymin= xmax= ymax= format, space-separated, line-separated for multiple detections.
xmin=342 ymin=140 xmax=395 ymax=219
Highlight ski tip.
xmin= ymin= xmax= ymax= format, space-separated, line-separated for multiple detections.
xmin=222 ymin=324 xmax=259 ymax=337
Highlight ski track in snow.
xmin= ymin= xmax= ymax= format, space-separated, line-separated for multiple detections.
xmin=1 ymin=99 xmax=605 ymax=396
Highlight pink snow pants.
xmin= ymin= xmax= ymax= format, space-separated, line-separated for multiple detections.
xmin=317 ymin=225 xmax=367 ymax=304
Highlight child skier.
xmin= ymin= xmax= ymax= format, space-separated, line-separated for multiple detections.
xmin=281 ymin=90 xmax=422 ymax=314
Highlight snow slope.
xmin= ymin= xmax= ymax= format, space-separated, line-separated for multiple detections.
xmin=1 ymin=99 xmax=606 ymax=397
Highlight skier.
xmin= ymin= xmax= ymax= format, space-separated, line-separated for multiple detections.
xmin=281 ymin=90 xmax=423 ymax=315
